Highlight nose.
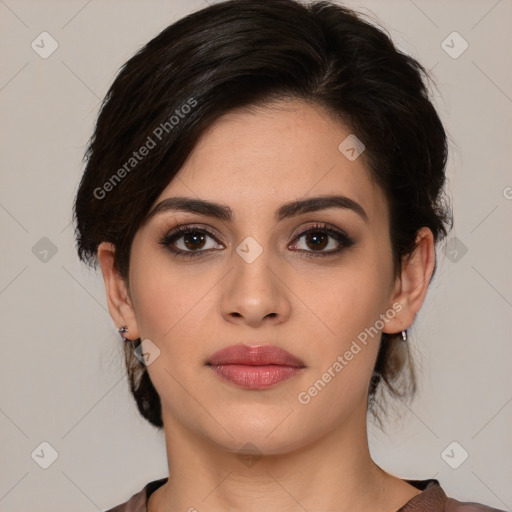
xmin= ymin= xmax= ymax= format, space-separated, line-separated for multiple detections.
xmin=220 ymin=249 xmax=291 ymax=328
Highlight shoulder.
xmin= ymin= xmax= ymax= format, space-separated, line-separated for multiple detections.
xmin=445 ymin=497 xmax=507 ymax=512
xmin=401 ymin=479 xmax=506 ymax=512
xmin=103 ymin=488 xmax=145 ymax=512
xmin=103 ymin=477 xmax=168 ymax=512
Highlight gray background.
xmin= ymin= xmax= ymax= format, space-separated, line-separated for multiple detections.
xmin=1 ymin=0 xmax=511 ymax=510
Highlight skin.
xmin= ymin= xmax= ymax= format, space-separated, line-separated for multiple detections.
xmin=98 ymin=99 xmax=435 ymax=512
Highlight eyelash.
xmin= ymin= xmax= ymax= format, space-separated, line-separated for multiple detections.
xmin=159 ymin=222 xmax=355 ymax=260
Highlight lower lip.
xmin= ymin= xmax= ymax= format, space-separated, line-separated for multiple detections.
xmin=208 ymin=364 xmax=303 ymax=389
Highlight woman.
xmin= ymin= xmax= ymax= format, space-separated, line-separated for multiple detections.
xmin=73 ymin=0 xmax=504 ymax=510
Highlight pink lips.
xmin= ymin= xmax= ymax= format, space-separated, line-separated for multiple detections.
xmin=207 ymin=344 xmax=305 ymax=390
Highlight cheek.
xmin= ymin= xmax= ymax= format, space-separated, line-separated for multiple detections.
xmin=128 ymin=246 xmax=218 ymax=365
xmin=128 ymin=257 xmax=213 ymax=411
xmin=306 ymin=264 xmax=390 ymax=348
xmin=295 ymin=277 xmax=385 ymax=415
xmin=129 ymin=265 xmax=173 ymax=337
xmin=293 ymin=264 xmax=391 ymax=410
xmin=129 ymin=238 xmax=185 ymax=332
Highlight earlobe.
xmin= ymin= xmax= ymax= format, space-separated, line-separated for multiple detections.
xmin=383 ymin=227 xmax=436 ymax=334
xmin=97 ymin=242 xmax=140 ymax=339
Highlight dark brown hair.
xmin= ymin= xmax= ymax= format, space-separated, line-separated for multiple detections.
xmin=73 ymin=0 xmax=453 ymax=429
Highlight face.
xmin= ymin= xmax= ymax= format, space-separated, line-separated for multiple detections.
xmin=121 ymin=100 xmax=404 ymax=455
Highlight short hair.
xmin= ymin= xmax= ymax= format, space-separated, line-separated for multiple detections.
xmin=73 ymin=0 xmax=453 ymax=428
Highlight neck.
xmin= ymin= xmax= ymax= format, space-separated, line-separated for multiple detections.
xmin=148 ymin=403 xmax=418 ymax=512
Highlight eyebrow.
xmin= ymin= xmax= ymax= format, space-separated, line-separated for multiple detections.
xmin=147 ymin=194 xmax=369 ymax=224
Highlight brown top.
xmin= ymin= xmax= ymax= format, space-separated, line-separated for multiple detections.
xmin=104 ymin=477 xmax=506 ymax=512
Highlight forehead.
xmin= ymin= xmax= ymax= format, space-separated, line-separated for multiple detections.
xmin=155 ymin=99 xmax=388 ymax=227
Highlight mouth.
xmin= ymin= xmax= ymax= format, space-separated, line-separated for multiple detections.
xmin=206 ymin=344 xmax=306 ymax=390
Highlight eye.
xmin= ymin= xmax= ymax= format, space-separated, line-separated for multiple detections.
xmin=159 ymin=225 xmax=223 ymax=258
xmin=159 ymin=222 xmax=355 ymax=259
xmin=289 ymin=223 xmax=355 ymax=258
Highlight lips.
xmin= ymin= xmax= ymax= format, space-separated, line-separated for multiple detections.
xmin=207 ymin=344 xmax=305 ymax=367
xmin=206 ymin=344 xmax=305 ymax=390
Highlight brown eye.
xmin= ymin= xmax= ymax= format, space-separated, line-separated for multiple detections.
xmin=303 ymin=231 xmax=329 ymax=251
xmin=289 ymin=223 xmax=355 ymax=258
xmin=160 ymin=226 xmax=223 ymax=258
xmin=182 ymin=231 xmax=207 ymax=250
xmin=160 ymin=222 xmax=355 ymax=260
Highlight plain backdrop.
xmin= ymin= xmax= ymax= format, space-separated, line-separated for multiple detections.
xmin=1 ymin=0 xmax=511 ymax=510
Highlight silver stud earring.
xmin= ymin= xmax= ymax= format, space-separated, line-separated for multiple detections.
xmin=118 ymin=325 xmax=129 ymax=341
xmin=401 ymin=329 xmax=407 ymax=342
xmin=117 ymin=326 xmax=141 ymax=353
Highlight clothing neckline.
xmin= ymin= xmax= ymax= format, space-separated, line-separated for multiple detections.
xmin=395 ymin=479 xmax=446 ymax=511
xmin=144 ymin=477 xmax=444 ymax=511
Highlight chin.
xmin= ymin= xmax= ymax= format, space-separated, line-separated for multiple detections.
xmin=201 ymin=411 xmax=317 ymax=457
xmin=213 ymin=430 xmax=309 ymax=458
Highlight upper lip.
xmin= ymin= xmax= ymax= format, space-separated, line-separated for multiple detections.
xmin=207 ymin=344 xmax=305 ymax=367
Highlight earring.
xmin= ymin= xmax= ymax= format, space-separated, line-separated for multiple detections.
xmin=401 ymin=329 xmax=407 ymax=342
xmin=118 ymin=325 xmax=129 ymax=341
xmin=118 ymin=326 xmax=142 ymax=354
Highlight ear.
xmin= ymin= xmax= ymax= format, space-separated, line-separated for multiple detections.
xmin=383 ymin=227 xmax=436 ymax=334
xmin=97 ymin=242 xmax=140 ymax=340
